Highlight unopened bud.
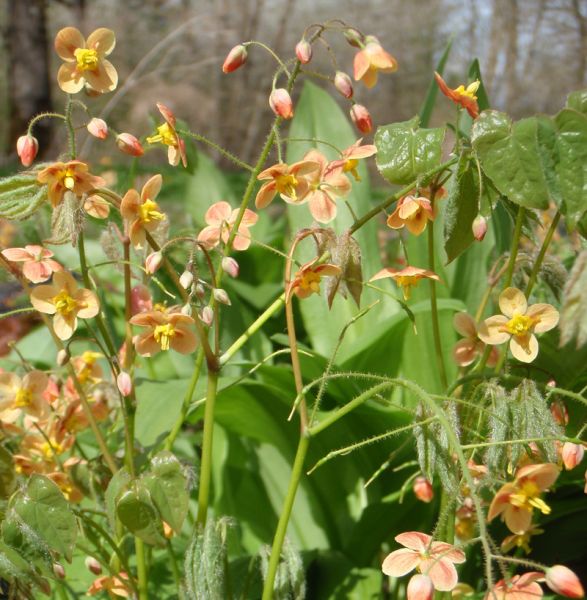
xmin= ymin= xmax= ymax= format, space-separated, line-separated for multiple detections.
xmin=334 ymin=71 xmax=353 ymax=99
xmin=562 ymin=442 xmax=584 ymax=470
xmin=181 ymin=303 xmax=192 ymax=316
xmin=350 ymin=104 xmax=372 ymax=133
xmin=472 ymin=215 xmax=488 ymax=241
xmin=201 ymin=306 xmax=214 ymax=326
xmin=222 ymin=44 xmax=248 ymax=73
xmin=343 ymin=27 xmax=365 ymax=48
xmin=179 ymin=270 xmax=194 ymax=290
xmin=57 ymin=348 xmax=70 ymax=366
xmin=145 ymin=251 xmax=163 ymax=274
xmin=221 ymin=256 xmax=239 ymax=278
xmin=53 ymin=563 xmax=65 ymax=579
xmin=295 ymin=39 xmax=312 ymax=64
xmin=213 ymin=288 xmax=231 ymax=306
xmin=116 ymin=133 xmax=144 ymax=157
xmin=545 ymin=565 xmax=585 ymax=598
xmin=85 ymin=556 xmax=103 ymax=575
xmin=87 ymin=118 xmax=108 ymax=140
xmin=195 ymin=283 xmax=206 ymax=299
xmin=407 ymin=574 xmax=434 ymax=600
xmin=413 ymin=476 xmax=434 ymax=503
xmin=16 ymin=134 xmax=39 ymax=167
xmin=550 ymin=399 xmax=568 ymax=425
xmin=116 ymin=371 xmax=132 ymax=397
xmin=269 ymin=88 xmax=294 ymax=119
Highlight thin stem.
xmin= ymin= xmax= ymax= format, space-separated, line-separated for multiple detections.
xmin=64 ymin=97 xmax=77 ymax=159
xmin=166 ymin=538 xmax=183 ymax=598
xmin=177 ymin=129 xmax=254 ymax=171
xmin=135 ymin=538 xmax=148 ymax=600
xmin=27 ymin=111 xmax=66 ymax=134
xmin=504 ymin=206 xmax=525 ymax=289
xmin=525 ymin=211 xmax=560 ymax=297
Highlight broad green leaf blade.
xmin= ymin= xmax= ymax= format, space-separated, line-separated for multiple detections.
xmin=10 ymin=475 xmax=77 ymax=561
xmin=117 ymin=483 xmax=166 ymax=547
xmin=105 ymin=467 xmax=131 ymax=532
xmin=375 ymin=116 xmax=445 ymax=185
xmin=471 ymin=111 xmax=550 ymax=209
xmin=566 ymin=88 xmax=587 ymax=115
xmin=419 ymin=36 xmax=453 ymax=127
xmin=143 ymin=451 xmax=189 ymax=533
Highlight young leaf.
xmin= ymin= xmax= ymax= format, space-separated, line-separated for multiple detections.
xmin=116 ymin=483 xmax=166 ymax=547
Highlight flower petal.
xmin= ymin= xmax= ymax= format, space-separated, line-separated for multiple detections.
xmin=86 ymin=28 xmax=116 ymax=56
xmin=84 ymin=59 xmax=118 ymax=93
xmin=453 ymin=312 xmax=477 ymax=338
xmin=499 ymin=287 xmax=527 ymax=318
xmin=395 ymin=532 xmax=431 ymax=552
xmin=504 ymin=506 xmax=533 ymax=535
xmin=516 ymin=463 xmax=560 ymax=490
xmin=526 ymin=303 xmax=559 ymax=333
xmin=510 ymin=333 xmax=539 ymax=363
xmin=309 ymin=191 xmax=337 ymax=223
xmin=55 ymin=27 xmax=84 ymax=61
xmin=478 ymin=315 xmax=510 ymax=345
xmin=453 ymin=339 xmax=478 ymax=366
xmin=53 ymin=313 xmax=76 ymax=340
xmin=205 ymin=201 xmax=232 ymax=226
xmin=141 ymin=174 xmax=163 ymax=203
xmin=76 ymin=289 xmax=100 ymax=319
xmin=419 ymin=558 xmax=458 ymax=591
xmin=30 ymin=284 xmax=58 ymax=314
xmin=255 ymin=182 xmax=277 ymax=209
xmin=170 ymin=329 xmax=198 ymax=354
xmin=381 ymin=549 xmax=420 ymax=577
xmin=57 ymin=63 xmax=85 ymax=94
xmin=1 ymin=248 xmax=32 ymax=262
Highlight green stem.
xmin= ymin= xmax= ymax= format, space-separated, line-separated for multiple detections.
xmin=135 ymin=537 xmax=148 ymax=600
xmin=64 ymin=97 xmax=77 ymax=159
xmin=196 ymin=368 xmax=219 ymax=527
xmin=177 ymin=129 xmax=254 ymax=171
xmin=525 ymin=211 xmax=560 ymax=297
xmin=504 ymin=206 xmax=525 ymax=289
xmin=166 ymin=538 xmax=183 ymax=598
xmin=261 ymin=434 xmax=310 ymax=600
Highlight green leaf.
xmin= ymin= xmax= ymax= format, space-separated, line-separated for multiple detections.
xmin=472 ymin=111 xmax=550 ymax=209
xmin=105 ymin=468 xmax=131 ymax=532
xmin=10 ymin=474 xmax=77 ymax=561
xmin=329 ymin=567 xmax=381 ymax=599
xmin=0 ymin=172 xmax=47 ymax=220
xmin=1 ymin=515 xmax=53 ymax=576
xmin=443 ymin=155 xmax=479 ymax=263
xmin=142 ymin=451 xmax=189 ymax=533
xmin=0 ymin=539 xmax=47 ymax=595
xmin=0 ymin=445 xmax=16 ymax=499
xmin=116 ymin=483 xmax=166 ymax=547
xmin=375 ymin=116 xmax=445 ymax=185
xmin=566 ymin=88 xmax=587 ymax=115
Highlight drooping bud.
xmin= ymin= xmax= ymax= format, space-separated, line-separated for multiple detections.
xmin=295 ymin=39 xmax=312 ymax=64
xmin=350 ymin=104 xmax=372 ymax=133
xmin=116 ymin=371 xmax=132 ymax=397
xmin=179 ymin=270 xmax=194 ymax=290
xmin=85 ymin=556 xmax=103 ymax=576
xmin=472 ymin=215 xmax=488 ymax=241
xmin=407 ymin=574 xmax=434 ymax=600
xmin=545 ymin=565 xmax=585 ymax=598
xmin=195 ymin=283 xmax=206 ymax=299
xmin=213 ymin=288 xmax=231 ymax=306
xmin=562 ymin=442 xmax=585 ymax=470
xmin=221 ymin=256 xmax=239 ymax=278
xmin=200 ymin=306 xmax=214 ymax=326
xmin=87 ymin=118 xmax=108 ymax=140
xmin=413 ymin=476 xmax=434 ymax=503
xmin=16 ymin=134 xmax=39 ymax=167
xmin=57 ymin=348 xmax=70 ymax=367
xmin=145 ymin=251 xmax=163 ymax=274
xmin=334 ymin=71 xmax=353 ymax=99
xmin=222 ymin=44 xmax=248 ymax=73
xmin=269 ymin=88 xmax=294 ymax=119
xmin=181 ymin=303 xmax=192 ymax=317
xmin=343 ymin=27 xmax=365 ymax=48
xmin=116 ymin=133 xmax=144 ymax=157
xmin=53 ymin=563 xmax=66 ymax=579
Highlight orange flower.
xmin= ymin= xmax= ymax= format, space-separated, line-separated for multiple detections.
xmin=328 ymin=139 xmax=377 ymax=182
xmin=477 ymin=288 xmax=559 ymax=363
xmin=120 ymin=175 xmax=167 ymax=248
xmin=1 ymin=245 xmax=62 ymax=283
xmin=286 ymin=260 xmax=341 ymax=302
xmin=255 ymin=160 xmax=320 ymax=209
xmin=71 ymin=351 xmax=104 ymax=385
xmin=353 ymin=37 xmax=398 ymax=88
xmin=30 ymin=271 xmax=100 ymax=340
xmin=55 ymin=27 xmax=118 ymax=94
xmin=370 ymin=266 xmax=440 ymax=301
xmin=0 ymin=370 xmax=49 ymax=423
xmin=37 ymin=161 xmax=105 ymax=208
xmin=434 ymin=72 xmax=480 ymax=119
xmin=197 ymin=201 xmax=258 ymax=251
xmin=146 ymin=103 xmax=187 ymax=168
xmin=130 ymin=309 xmax=198 ymax=356
xmin=452 ymin=312 xmax=499 ymax=367
xmin=488 ymin=463 xmax=560 ymax=534
xmin=485 ymin=573 xmax=544 ymax=600
xmin=88 ymin=572 xmax=131 ymax=597
xmin=387 ymin=195 xmax=435 ymax=236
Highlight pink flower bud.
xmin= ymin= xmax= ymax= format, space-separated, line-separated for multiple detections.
xmin=116 ymin=133 xmax=144 ymax=157
xmin=334 ymin=71 xmax=354 ymax=99
xmin=550 ymin=400 xmax=568 ymax=425
xmin=87 ymin=118 xmax=108 ymax=140
xmin=130 ymin=284 xmax=153 ymax=315
xmin=145 ymin=251 xmax=163 ymax=274
xmin=221 ymin=256 xmax=240 ymax=278
xmin=350 ymin=104 xmax=372 ymax=133
xmin=407 ymin=574 xmax=434 ymax=600
xmin=222 ymin=44 xmax=248 ymax=73
xmin=195 ymin=283 xmax=206 ymax=299
xmin=472 ymin=215 xmax=488 ymax=241
xmin=181 ymin=303 xmax=192 ymax=317
xmin=562 ymin=442 xmax=585 ymax=470
xmin=213 ymin=288 xmax=231 ymax=306
xmin=344 ymin=27 xmax=365 ymax=48
xmin=269 ymin=88 xmax=294 ymax=119
xmin=179 ymin=270 xmax=194 ymax=290
xmin=57 ymin=349 xmax=70 ymax=367
xmin=16 ymin=134 xmax=39 ymax=167
xmin=545 ymin=565 xmax=585 ymax=598
xmin=413 ymin=476 xmax=434 ymax=503
xmin=85 ymin=556 xmax=103 ymax=575
xmin=53 ymin=563 xmax=65 ymax=579
xmin=295 ymin=39 xmax=312 ymax=64
xmin=116 ymin=371 xmax=133 ymax=397
xmin=201 ymin=306 xmax=214 ymax=326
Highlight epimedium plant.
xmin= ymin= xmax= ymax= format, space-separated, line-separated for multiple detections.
xmin=0 ymin=16 xmax=585 ymax=600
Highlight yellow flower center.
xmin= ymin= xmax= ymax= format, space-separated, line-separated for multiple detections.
xmin=275 ymin=174 xmax=298 ymax=199
xmin=299 ymin=270 xmax=321 ymax=295
xmin=61 ymin=169 xmax=76 ymax=191
xmin=14 ymin=388 xmax=33 ymax=408
xmin=395 ymin=275 xmax=419 ymax=300
xmin=74 ymin=48 xmax=99 ymax=71
xmin=40 ymin=439 xmax=64 ymax=459
xmin=343 ymin=158 xmax=361 ymax=181
xmin=53 ymin=290 xmax=78 ymax=316
xmin=505 ymin=314 xmax=536 ymax=337
xmin=455 ymin=80 xmax=480 ymax=100
xmin=138 ymin=199 xmax=165 ymax=224
xmin=146 ymin=123 xmax=177 ymax=147
xmin=509 ymin=480 xmax=551 ymax=515
xmin=153 ymin=323 xmax=176 ymax=350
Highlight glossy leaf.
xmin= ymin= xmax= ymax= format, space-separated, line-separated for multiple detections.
xmin=566 ymin=88 xmax=587 ymax=115
xmin=105 ymin=468 xmax=131 ymax=532
xmin=116 ymin=483 xmax=166 ymax=547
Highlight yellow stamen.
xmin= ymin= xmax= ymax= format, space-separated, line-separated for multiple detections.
xmin=299 ymin=270 xmax=321 ymax=295
xmin=505 ymin=314 xmax=536 ymax=336
xmin=138 ymin=199 xmax=165 ymax=224
xmin=275 ymin=174 xmax=298 ymax=199
xmin=62 ymin=168 xmax=76 ymax=191
xmin=153 ymin=323 xmax=176 ymax=351
xmin=509 ymin=480 xmax=551 ymax=515
xmin=343 ymin=158 xmax=361 ymax=181
xmin=395 ymin=276 xmax=419 ymax=301
xmin=40 ymin=440 xmax=64 ymax=459
xmin=146 ymin=123 xmax=176 ymax=147
xmin=53 ymin=290 xmax=78 ymax=316
xmin=14 ymin=388 xmax=33 ymax=408
xmin=454 ymin=80 xmax=480 ymax=100
xmin=74 ymin=48 xmax=99 ymax=71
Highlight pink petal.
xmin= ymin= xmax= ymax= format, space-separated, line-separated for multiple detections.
xmin=526 ymin=303 xmax=559 ymax=333
xmin=22 ymin=262 xmax=51 ymax=283
xmin=381 ymin=549 xmax=420 ymax=577
xmin=1 ymin=248 xmax=32 ymax=262
xmin=86 ymin=28 xmax=116 ymax=56
xmin=395 ymin=532 xmax=431 ymax=552
xmin=478 ymin=315 xmax=510 ymax=345
xmin=309 ymin=191 xmax=337 ymax=223
xmin=255 ymin=182 xmax=277 ymax=209
xmin=453 ymin=312 xmax=477 ymax=338
xmin=499 ymin=287 xmax=527 ymax=318
xmin=141 ymin=174 xmax=163 ymax=203
xmin=205 ymin=201 xmax=232 ymax=226
xmin=420 ymin=558 xmax=458 ymax=591
xmin=54 ymin=27 xmax=84 ymax=61
xmin=197 ymin=226 xmax=221 ymax=248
